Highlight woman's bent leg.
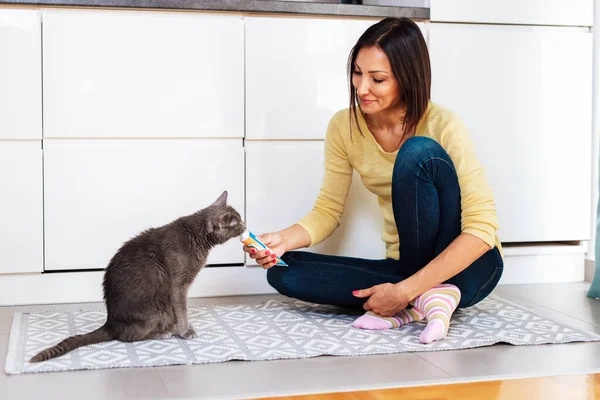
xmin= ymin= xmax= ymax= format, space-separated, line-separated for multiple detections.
xmin=267 ymin=251 xmax=404 ymax=309
xmin=392 ymin=136 xmax=503 ymax=308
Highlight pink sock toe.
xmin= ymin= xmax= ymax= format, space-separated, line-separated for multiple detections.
xmin=352 ymin=313 xmax=393 ymax=330
xmin=419 ymin=318 xmax=446 ymax=344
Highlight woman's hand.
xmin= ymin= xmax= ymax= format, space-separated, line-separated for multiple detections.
xmin=352 ymin=282 xmax=412 ymax=317
xmin=243 ymin=232 xmax=287 ymax=269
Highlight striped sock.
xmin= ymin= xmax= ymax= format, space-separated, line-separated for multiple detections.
xmin=351 ymin=283 xmax=461 ymax=344
xmin=413 ymin=283 xmax=461 ymax=344
xmin=351 ymin=308 xmax=424 ymax=330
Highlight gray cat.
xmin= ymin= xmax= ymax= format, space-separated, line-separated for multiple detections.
xmin=30 ymin=190 xmax=245 ymax=363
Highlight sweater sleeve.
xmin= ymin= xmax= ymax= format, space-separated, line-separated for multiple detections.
xmin=440 ymin=117 xmax=499 ymax=249
xmin=296 ymin=116 xmax=353 ymax=246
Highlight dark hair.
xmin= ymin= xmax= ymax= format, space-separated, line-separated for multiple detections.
xmin=348 ymin=17 xmax=431 ymax=139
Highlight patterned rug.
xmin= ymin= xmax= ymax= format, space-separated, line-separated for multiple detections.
xmin=5 ymin=294 xmax=600 ymax=374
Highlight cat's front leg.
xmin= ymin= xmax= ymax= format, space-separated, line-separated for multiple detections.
xmin=178 ymin=312 xmax=197 ymax=340
xmin=173 ymin=287 xmax=197 ymax=339
xmin=175 ymin=310 xmax=196 ymax=339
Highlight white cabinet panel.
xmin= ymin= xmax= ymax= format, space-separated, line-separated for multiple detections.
xmin=0 ymin=10 xmax=41 ymax=140
xmin=245 ymin=141 xmax=385 ymax=263
xmin=44 ymin=139 xmax=245 ymax=271
xmin=246 ymin=17 xmax=428 ymax=140
xmin=0 ymin=142 xmax=43 ymax=273
xmin=430 ymin=24 xmax=593 ymax=242
xmin=431 ymin=0 xmax=593 ymax=26
xmin=42 ymin=10 xmax=244 ymax=139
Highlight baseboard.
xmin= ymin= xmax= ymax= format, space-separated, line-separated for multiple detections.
xmin=586 ymin=259 xmax=596 ymax=282
xmin=498 ymin=247 xmax=586 ymax=285
xmin=0 ymin=266 xmax=277 ymax=306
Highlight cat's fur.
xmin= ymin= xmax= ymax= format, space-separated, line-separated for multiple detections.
xmin=30 ymin=190 xmax=245 ymax=363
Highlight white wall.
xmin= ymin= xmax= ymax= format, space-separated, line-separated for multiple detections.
xmin=587 ymin=0 xmax=599 ymax=264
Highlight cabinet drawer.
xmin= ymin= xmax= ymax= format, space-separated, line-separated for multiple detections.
xmin=431 ymin=0 xmax=593 ymax=26
xmin=430 ymin=23 xmax=592 ymax=242
xmin=0 ymin=141 xmax=43 ymax=274
xmin=44 ymin=139 xmax=245 ymax=270
xmin=0 ymin=10 xmax=42 ymax=140
xmin=42 ymin=10 xmax=244 ymax=139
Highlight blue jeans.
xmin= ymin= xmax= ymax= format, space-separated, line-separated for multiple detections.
xmin=268 ymin=137 xmax=504 ymax=309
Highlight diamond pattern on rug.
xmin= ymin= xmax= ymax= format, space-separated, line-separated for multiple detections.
xmin=5 ymin=294 xmax=600 ymax=375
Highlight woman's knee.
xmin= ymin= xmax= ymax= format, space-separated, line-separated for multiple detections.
xmin=267 ymin=251 xmax=324 ymax=299
xmin=396 ymin=137 xmax=451 ymax=168
xmin=450 ymin=248 xmax=504 ymax=308
xmin=393 ymin=137 xmax=456 ymax=183
xmin=266 ymin=266 xmax=289 ymax=295
xmin=266 ymin=253 xmax=305 ymax=296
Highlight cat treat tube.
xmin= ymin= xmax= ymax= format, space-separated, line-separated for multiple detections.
xmin=240 ymin=230 xmax=288 ymax=266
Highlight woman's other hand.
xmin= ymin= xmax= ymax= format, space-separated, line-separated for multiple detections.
xmin=352 ymin=282 xmax=413 ymax=317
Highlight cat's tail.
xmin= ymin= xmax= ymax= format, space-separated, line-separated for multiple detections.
xmin=29 ymin=324 xmax=114 ymax=363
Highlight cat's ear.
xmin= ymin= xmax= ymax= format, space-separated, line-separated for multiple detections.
xmin=213 ymin=191 xmax=228 ymax=207
xmin=206 ymin=217 xmax=219 ymax=233
xmin=207 ymin=215 xmax=231 ymax=233
xmin=206 ymin=221 xmax=214 ymax=233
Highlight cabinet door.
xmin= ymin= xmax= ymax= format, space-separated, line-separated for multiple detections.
xmin=0 ymin=142 xmax=43 ymax=273
xmin=430 ymin=23 xmax=592 ymax=242
xmin=44 ymin=139 xmax=245 ymax=271
xmin=431 ymin=0 xmax=593 ymax=26
xmin=0 ymin=10 xmax=42 ymax=140
xmin=246 ymin=17 xmax=427 ymax=140
xmin=245 ymin=141 xmax=385 ymax=264
xmin=42 ymin=10 xmax=244 ymax=139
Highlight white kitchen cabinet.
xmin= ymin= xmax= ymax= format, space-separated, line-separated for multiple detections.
xmin=43 ymin=139 xmax=245 ymax=271
xmin=0 ymin=10 xmax=42 ymax=140
xmin=245 ymin=141 xmax=385 ymax=264
xmin=245 ymin=16 xmax=428 ymax=140
xmin=0 ymin=142 xmax=43 ymax=274
xmin=430 ymin=23 xmax=593 ymax=243
xmin=42 ymin=9 xmax=244 ymax=139
xmin=431 ymin=0 xmax=593 ymax=27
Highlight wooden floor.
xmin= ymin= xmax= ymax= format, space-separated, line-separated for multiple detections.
xmin=259 ymin=373 xmax=600 ymax=400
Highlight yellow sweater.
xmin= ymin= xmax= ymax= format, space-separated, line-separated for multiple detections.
xmin=297 ymin=102 xmax=503 ymax=260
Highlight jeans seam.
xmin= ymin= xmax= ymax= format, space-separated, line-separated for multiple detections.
xmin=415 ymin=167 xmax=420 ymax=252
xmin=294 ymin=259 xmax=402 ymax=281
xmin=412 ymin=156 xmax=455 ymax=260
xmin=419 ymin=156 xmax=456 ymax=173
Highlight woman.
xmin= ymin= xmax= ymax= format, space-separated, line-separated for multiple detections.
xmin=243 ymin=17 xmax=504 ymax=344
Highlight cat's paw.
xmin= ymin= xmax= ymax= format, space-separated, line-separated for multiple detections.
xmin=157 ymin=332 xmax=173 ymax=340
xmin=180 ymin=327 xmax=198 ymax=340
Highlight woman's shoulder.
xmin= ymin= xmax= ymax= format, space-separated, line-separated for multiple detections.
xmin=423 ymin=102 xmax=463 ymax=125
xmin=329 ymin=108 xmax=352 ymax=127
xmin=325 ymin=108 xmax=355 ymax=138
xmin=419 ymin=102 xmax=469 ymax=137
xmin=324 ymin=108 xmax=364 ymax=152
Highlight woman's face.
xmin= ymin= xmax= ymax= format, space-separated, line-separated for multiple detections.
xmin=352 ymin=46 xmax=400 ymax=115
